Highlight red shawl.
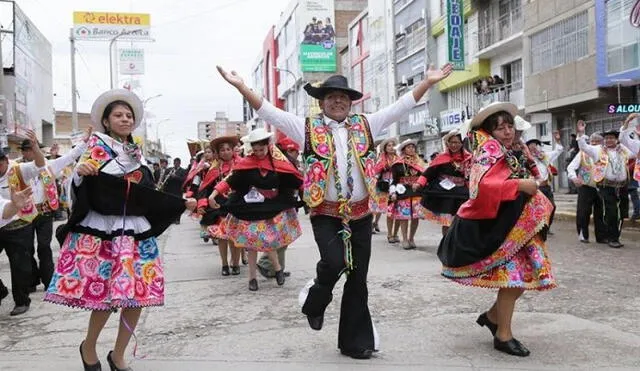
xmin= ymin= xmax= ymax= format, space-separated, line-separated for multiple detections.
xmin=198 ymin=157 xmax=236 ymax=192
xmin=232 ymin=145 xmax=303 ymax=181
xmin=392 ymin=154 xmax=426 ymax=173
xmin=374 ymin=153 xmax=399 ymax=174
xmin=429 ymin=150 xmax=472 ymax=169
xmin=183 ymin=160 xmax=213 ymax=192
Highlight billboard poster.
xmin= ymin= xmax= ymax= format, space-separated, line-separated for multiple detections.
xmin=298 ymin=0 xmax=336 ymax=72
xmin=119 ymin=48 xmax=145 ymax=75
xmin=14 ymin=4 xmax=53 ymax=133
xmin=447 ymin=0 xmax=465 ymax=70
xmin=73 ymin=11 xmax=151 ymax=40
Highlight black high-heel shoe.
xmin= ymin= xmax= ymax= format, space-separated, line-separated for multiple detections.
xmin=476 ymin=312 xmax=498 ymax=336
xmin=79 ymin=341 xmax=102 ymax=371
xmin=107 ymin=351 xmax=133 ymax=371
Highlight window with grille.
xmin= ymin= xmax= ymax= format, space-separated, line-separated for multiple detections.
xmin=606 ymin=0 xmax=640 ymax=74
xmin=529 ymin=11 xmax=589 ymax=74
xmin=502 ymin=59 xmax=523 ymax=90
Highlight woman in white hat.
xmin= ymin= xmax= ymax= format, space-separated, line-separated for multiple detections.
xmin=371 ymin=137 xmax=399 ymax=243
xmin=414 ymin=128 xmax=471 ymax=237
xmin=388 ymin=139 xmax=426 ymax=249
xmin=44 ymin=89 xmax=197 ymax=371
xmin=437 ymin=102 xmax=556 ymax=357
xmin=197 ymin=135 xmax=243 ymax=275
xmin=208 ymin=128 xmax=303 ymax=291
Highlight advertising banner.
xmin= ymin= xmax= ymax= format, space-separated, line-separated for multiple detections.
xmin=298 ymin=0 xmax=336 ymax=72
xmin=447 ymin=0 xmax=465 ymax=70
xmin=73 ymin=11 xmax=151 ymax=40
xmin=119 ymin=48 xmax=145 ymax=75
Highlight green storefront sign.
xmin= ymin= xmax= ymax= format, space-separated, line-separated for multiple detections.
xmin=300 ymin=43 xmax=336 ymax=72
xmin=447 ymin=0 xmax=465 ymax=70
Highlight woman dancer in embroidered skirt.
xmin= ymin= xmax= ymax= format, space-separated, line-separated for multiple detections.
xmin=415 ymin=129 xmax=471 ymax=237
xmin=209 ymin=129 xmax=303 ymax=291
xmin=389 ymin=139 xmax=426 ymax=250
xmin=371 ymin=138 xmax=399 ymax=243
xmin=197 ymin=136 xmax=242 ymax=276
xmin=437 ymin=102 xmax=556 ymax=357
xmin=184 ymin=148 xmax=215 ymax=242
xmin=44 ymin=89 xmax=195 ymax=371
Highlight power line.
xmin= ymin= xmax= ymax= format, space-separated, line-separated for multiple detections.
xmin=151 ymin=0 xmax=253 ymax=29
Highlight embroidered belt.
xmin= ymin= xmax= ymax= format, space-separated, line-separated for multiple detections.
xmin=399 ymin=176 xmax=419 ymax=184
xmin=440 ymin=175 xmax=466 ymax=187
xmin=598 ymin=180 xmax=627 ymax=188
xmin=256 ymin=188 xmax=279 ymax=199
xmin=1 ymin=219 xmax=30 ymax=231
xmin=36 ymin=202 xmax=54 ymax=214
xmin=311 ymin=197 xmax=371 ymax=220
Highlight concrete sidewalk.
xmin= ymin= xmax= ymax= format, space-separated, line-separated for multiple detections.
xmin=553 ymin=192 xmax=640 ymax=230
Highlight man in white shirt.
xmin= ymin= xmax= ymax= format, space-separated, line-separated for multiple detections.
xmin=0 ymin=130 xmax=47 ymax=315
xmin=566 ymin=133 xmax=607 ymax=243
xmin=216 ymin=63 xmax=452 ymax=359
xmin=576 ymin=121 xmax=632 ymax=248
xmin=20 ymin=137 xmax=89 ymax=292
xmin=526 ymin=131 xmax=564 ymax=231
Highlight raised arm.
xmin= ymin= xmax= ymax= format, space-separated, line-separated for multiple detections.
xmin=217 ymin=66 xmax=304 ymax=147
xmin=48 ymin=141 xmax=89 ymax=176
xmin=619 ymin=113 xmax=640 ymax=156
xmin=545 ymin=130 xmax=564 ymax=163
xmin=576 ymin=120 xmax=600 ymax=161
xmin=368 ymin=64 xmax=453 ymax=137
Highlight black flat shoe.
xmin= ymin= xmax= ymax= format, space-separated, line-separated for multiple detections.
xmin=242 ymin=254 xmax=248 ymax=265
xmin=10 ymin=304 xmax=29 ymax=316
xmin=493 ymin=337 xmax=530 ymax=357
xmin=248 ymin=278 xmax=258 ymax=291
xmin=80 ymin=341 xmax=102 ymax=371
xmin=476 ymin=312 xmax=498 ymax=336
xmin=0 ymin=285 xmax=8 ymax=306
xmin=340 ymin=348 xmax=373 ymax=359
xmin=608 ymin=241 xmax=624 ymax=248
xmin=275 ymin=270 xmax=285 ymax=286
xmin=231 ymin=266 xmax=240 ymax=275
xmin=107 ymin=351 xmax=132 ymax=371
xmin=307 ymin=314 xmax=323 ymax=330
xmin=221 ymin=265 xmax=230 ymax=276
xmin=283 ymin=271 xmax=291 ymax=277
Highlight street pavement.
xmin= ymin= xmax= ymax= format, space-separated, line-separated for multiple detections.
xmin=0 ymin=210 xmax=639 ymax=371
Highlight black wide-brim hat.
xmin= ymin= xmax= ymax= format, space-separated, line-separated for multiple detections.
xmin=525 ymin=138 xmax=551 ymax=146
xmin=20 ymin=139 xmax=45 ymax=150
xmin=601 ymin=129 xmax=620 ymax=138
xmin=303 ymin=75 xmax=363 ymax=101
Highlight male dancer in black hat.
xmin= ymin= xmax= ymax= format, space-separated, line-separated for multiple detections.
xmin=216 ymin=63 xmax=452 ymax=359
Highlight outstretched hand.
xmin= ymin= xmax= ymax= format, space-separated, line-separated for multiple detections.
xmin=217 ymin=66 xmax=245 ymax=88
xmin=426 ymin=63 xmax=454 ymax=85
xmin=10 ymin=187 xmax=33 ymax=210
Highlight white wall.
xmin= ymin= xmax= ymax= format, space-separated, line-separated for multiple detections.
xmin=489 ymin=45 xmax=522 ymax=77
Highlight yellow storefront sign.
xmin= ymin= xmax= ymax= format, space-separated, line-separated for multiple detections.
xmin=73 ymin=11 xmax=150 ymax=26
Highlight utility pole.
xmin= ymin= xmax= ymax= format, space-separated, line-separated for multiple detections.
xmin=69 ymin=28 xmax=78 ymax=133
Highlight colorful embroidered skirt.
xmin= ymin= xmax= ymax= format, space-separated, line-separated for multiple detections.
xmin=422 ymin=209 xmax=454 ymax=226
xmin=370 ymin=191 xmax=389 ymax=214
xmin=206 ymin=217 xmax=228 ymax=240
xmin=440 ymin=193 xmax=556 ymax=290
xmin=389 ymin=196 xmax=424 ymax=220
xmin=221 ymin=208 xmax=301 ymax=252
xmin=44 ymin=232 xmax=164 ymax=310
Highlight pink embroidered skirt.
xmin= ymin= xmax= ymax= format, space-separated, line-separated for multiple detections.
xmin=422 ymin=209 xmax=454 ymax=226
xmin=44 ymin=232 xmax=164 ymax=310
xmin=221 ymin=208 xmax=302 ymax=252
xmin=389 ymin=196 xmax=424 ymax=220
xmin=369 ymin=191 xmax=389 ymax=214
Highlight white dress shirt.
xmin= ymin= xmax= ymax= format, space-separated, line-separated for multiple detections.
xmin=533 ymin=143 xmax=564 ymax=182
xmin=0 ymin=197 xmax=13 ymax=228
xmin=29 ymin=143 xmax=88 ymax=205
xmin=0 ymin=162 xmax=48 ymax=223
xmin=619 ymin=127 xmax=640 ymax=158
xmin=257 ymin=92 xmax=417 ymax=203
xmin=577 ymin=135 xmax=631 ymax=183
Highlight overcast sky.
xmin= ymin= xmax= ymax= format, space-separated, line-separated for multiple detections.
xmin=12 ymin=0 xmax=290 ymax=162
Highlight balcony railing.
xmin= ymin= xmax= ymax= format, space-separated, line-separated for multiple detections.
xmin=477 ymin=9 xmax=523 ymax=51
xmin=476 ymin=82 xmax=523 ymax=109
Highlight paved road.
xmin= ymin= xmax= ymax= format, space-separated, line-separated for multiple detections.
xmin=0 ymin=213 xmax=639 ymax=370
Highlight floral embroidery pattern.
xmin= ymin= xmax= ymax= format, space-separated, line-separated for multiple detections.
xmin=441 ymin=192 xmax=555 ymax=290
xmin=369 ymin=192 xmax=389 ymax=214
xmin=303 ymin=114 xmax=376 ymax=207
xmin=221 ymin=208 xmax=301 ymax=251
xmin=389 ymin=197 xmax=424 ymax=220
xmin=45 ymin=234 xmax=164 ymax=310
xmin=422 ymin=208 xmax=454 ymax=226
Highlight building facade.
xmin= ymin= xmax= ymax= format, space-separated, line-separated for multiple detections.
xmin=197 ymin=112 xmax=248 ymax=141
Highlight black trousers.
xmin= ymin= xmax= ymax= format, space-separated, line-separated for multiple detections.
xmin=302 ymin=214 xmax=375 ymax=352
xmin=576 ymin=186 xmax=606 ymax=242
xmin=0 ymin=224 xmax=33 ymax=306
xmin=29 ymin=212 xmax=55 ymax=288
xmin=598 ymin=186 xmax=627 ymax=242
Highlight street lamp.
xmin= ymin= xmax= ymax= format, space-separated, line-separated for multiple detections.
xmin=109 ymin=29 xmax=143 ymax=89
xmin=153 ymin=118 xmax=170 ymax=142
xmin=274 ymin=67 xmax=299 ymax=115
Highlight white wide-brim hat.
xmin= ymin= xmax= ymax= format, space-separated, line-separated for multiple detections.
xmin=243 ymin=128 xmax=273 ymax=144
xmin=378 ymin=137 xmax=399 ymax=151
xmin=469 ymin=101 xmax=518 ymax=129
xmin=459 ymin=119 xmax=473 ymax=140
xmin=396 ymin=139 xmax=418 ymax=155
xmin=442 ymin=128 xmax=462 ymax=145
xmin=514 ymin=115 xmax=531 ymax=131
xmin=90 ymin=89 xmax=144 ymax=133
